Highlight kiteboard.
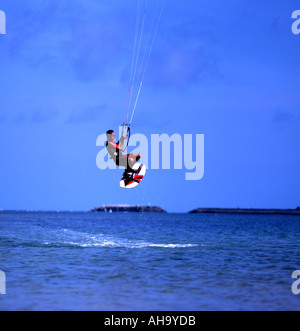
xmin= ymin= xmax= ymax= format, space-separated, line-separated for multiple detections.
xmin=120 ymin=163 xmax=146 ymax=189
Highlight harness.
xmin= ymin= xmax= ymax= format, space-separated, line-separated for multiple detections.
xmin=106 ymin=141 xmax=122 ymax=165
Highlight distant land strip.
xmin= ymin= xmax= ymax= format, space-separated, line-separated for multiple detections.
xmin=1 ymin=206 xmax=299 ymax=215
xmin=189 ymin=207 xmax=300 ymax=216
xmin=92 ymin=205 xmax=167 ymax=213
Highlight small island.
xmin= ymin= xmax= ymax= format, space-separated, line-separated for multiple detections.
xmin=189 ymin=207 xmax=300 ymax=216
xmin=92 ymin=205 xmax=167 ymax=213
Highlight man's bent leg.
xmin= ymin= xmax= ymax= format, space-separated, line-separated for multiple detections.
xmin=128 ymin=153 xmax=141 ymax=170
xmin=119 ymin=154 xmax=141 ymax=174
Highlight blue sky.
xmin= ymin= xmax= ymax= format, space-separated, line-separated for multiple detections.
xmin=0 ymin=0 xmax=299 ymax=212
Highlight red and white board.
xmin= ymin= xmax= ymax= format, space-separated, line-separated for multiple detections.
xmin=120 ymin=163 xmax=146 ymax=189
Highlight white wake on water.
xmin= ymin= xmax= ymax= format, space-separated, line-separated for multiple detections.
xmin=43 ymin=229 xmax=199 ymax=249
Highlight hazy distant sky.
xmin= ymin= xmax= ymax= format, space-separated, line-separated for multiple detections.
xmin=0 ymin=0 xmax=299 ymax=212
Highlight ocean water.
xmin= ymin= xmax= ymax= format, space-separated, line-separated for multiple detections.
xmin=0 ymin=211 xmax=299 ymax=311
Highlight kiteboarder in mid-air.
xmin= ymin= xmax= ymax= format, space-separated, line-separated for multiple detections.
xmin=106 ymin=129 xmax=141 ymax=177
xmin=104 ymin=0 xmax=165 ymax=188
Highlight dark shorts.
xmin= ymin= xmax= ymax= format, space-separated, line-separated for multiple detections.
xmin=116 ymin=154 xmax=130 ymax=167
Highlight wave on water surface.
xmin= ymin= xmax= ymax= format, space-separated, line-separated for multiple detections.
xmin=42 ymin=229 xmax=199 ymax=249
